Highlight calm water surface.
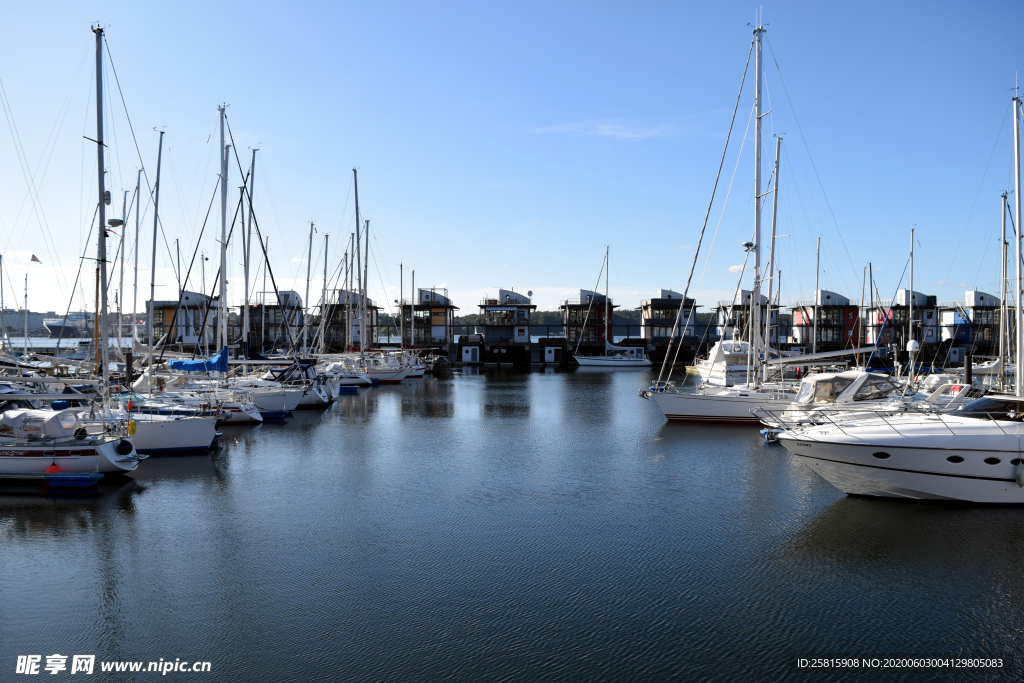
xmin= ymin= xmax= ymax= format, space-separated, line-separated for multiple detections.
xmin=2 ymin=367 xmax=1023 ymax=682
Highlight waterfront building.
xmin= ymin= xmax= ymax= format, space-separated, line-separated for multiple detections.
xmin=863 ymin=289 xmax=938 ymax=365
xmin=713 ymin=290 xmax=774 ymax=343
xmin=475 ymin=289 xmax=535 ymax=363
xmin=561 ymin=289 xmax=615 ymax=352
xmin=146 ymin=291 xmax=218 ymax=346
xmin=640 ymin=290 xmax=696 ymax=340
xmin=242 ymin=290 xmax=305 ymax=353
xmin=938 ymin=290 xmax=1001 ymax=362
xmin=400 ymin=288 xmax=458 ymax=353
xmin=311 ymin=289 xmax=381 ymax=352
xmin=790 ymin=290 xmax=860 ymax=352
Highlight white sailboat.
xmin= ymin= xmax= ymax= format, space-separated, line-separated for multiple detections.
xmin=642 ymin=24 xmax=797 ymax=422
xmin=574 ymin=246 xmax=652 ymax=368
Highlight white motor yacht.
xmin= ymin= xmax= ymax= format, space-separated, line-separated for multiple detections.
xmin=777 ymin=394 xmax=1024 ymax=503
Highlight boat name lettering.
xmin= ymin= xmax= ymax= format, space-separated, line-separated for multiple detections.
xmin=795 ymin=442 xmax=813 ymax=448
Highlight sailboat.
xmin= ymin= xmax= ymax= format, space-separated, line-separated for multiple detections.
xmin=641 ymin=24 xmax=798 ymax=422
xmin=574 ymin=247 xmax=652 ymax=368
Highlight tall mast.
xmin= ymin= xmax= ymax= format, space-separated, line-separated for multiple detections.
xmin=320 ymin=234 xmax=328 ymax=354
xmin=1015 ymin=93 xmax=1023 ymax=397
xmin=763 ymin=135 xmax=782 ymax=379
xmin=261 ymin=237 xmax=268 ymax=353
xmin=868 ymin=262 xmax=874 ymax=345
xmin=243 ymin=149 xmax=257 ymax=351
xmin=411 ymin=269 xmax=415 ymax=348
xmin=909 ymin=227 xmax=914 ymax=350
xmin=604 ymin=246 xmax=610 ymax=346
xmin=750 ymin=20 xmax=765 ymax=387
xmin=201 ymin=252 xmax=208 ymax=356
xmin=813 ymin=237 xmax=820 ymax=354
xmin=352 ymin=169 xmax=363 ymax=357
xmin=218 ymin=103 xmax=228 ymax=351
xmin=859 ymin=266 xmax=866 ymax=354
xmin=23 ymin=275 xmax=27 ymax=359
xmin=132 ymin=169 xmax=140 ymax=324
xmin=399 ymin=263 xmax=403 ymax=349
xmin=363 ymin=219 xmax=370 ymax=354
xmin=148 ymin=131 xmax=164 ymax=393
xmin=1000 ymin=191 xmax=1008 ymax=391
xmin=93 ymin=25 xmax=110 ymax=390
xmin=346 ymin=234 xmax=352 ymax=350
xmin=118 ymin=190 xmax=127 ymax=347
xmin=304 ymin=221 xmax=314 ymax=354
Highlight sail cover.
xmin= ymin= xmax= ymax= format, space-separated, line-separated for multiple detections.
xmin=167 ymin=347 xmax=228 ymax=373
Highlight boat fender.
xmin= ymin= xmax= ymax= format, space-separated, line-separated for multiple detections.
xmin=45 ymin=464 xmax=62 ymax=473
xmin=127 ymin=420 xmax=137 ymax=436
xmin=115 ymin=439 xmax=134 ymax=456
xmin=73 ymin=427 xmax=88 ymax=440
xmin=1016 ymin=461 xmax=1024 ymax=488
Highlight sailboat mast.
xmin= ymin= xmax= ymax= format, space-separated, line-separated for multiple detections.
xmin=261 ymin=236 xmax=268 ymax=353
xmin=1015 ymin=93 xmax=1023 ymax=397
xmin=23 ymin=275 xmax=27 ymax=359
xmin=399 ymin=263 xmax=403 ymax=349
xmin=93 ymin=25 xmax=110 ymax=389
xmin=813 ymin=237 xmax=819 ymax=354
xmin=132 ymin=169 xmax=140 ymax=323
xmin=604 ymin=246 xmax=610 ymax=345
xmin=118 ymin=190 xmax=126 ymax=347
xmin=763 ymin=135 xmax=782 ymax=380
xmin=411 ymin=269 xmax=415 ymax=348
xmin=320 ymin=234 xmax=328 ymax=354
xmin=304 ymin=221 xmax=314 ymax=354
xmin=751 ymin=21 xmax=764 ymax=387
xmin=909 ymin=227 xmax=915 ymax=350
xmin=1000 ymin=192 xmax=1008 ymax=390
xmin=243 ymin=149 xmax=256 ymax=350
xmin=363 ymin=219 xmax=370 ymax=354
xmin=218 ymin=104 xmax=228 ymax=351
xmin=148 ymin=131 xmax=164 ymax=393
xmin=353 ymin=169 xmax=363 ymax=357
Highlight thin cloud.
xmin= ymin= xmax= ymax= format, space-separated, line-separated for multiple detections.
xmin=506 ymin=121 xmax=672 ymax=139
xmin=728 ymin=264 xmax=745 ymax=273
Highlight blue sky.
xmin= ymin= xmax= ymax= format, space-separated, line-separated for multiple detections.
xmin=0 ymin=1 xmax=1021 ymax=317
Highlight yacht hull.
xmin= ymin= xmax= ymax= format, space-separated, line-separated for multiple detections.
xmin=778 ymin=422 xmax=1024 ymax=503
xmin=648 ymin=389 xmax=794 ymax=423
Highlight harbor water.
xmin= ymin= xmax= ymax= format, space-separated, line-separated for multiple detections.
xmin=2 ymin=367 xmax=1022 ymax=681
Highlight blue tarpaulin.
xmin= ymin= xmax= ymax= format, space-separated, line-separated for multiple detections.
xmin=167 ymin=347 xmax=228 ymax=373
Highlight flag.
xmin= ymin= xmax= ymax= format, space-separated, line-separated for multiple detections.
xmin=30 ymin=255 xmax=40 ymax=263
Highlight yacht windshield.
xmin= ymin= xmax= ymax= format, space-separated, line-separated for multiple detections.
xmin=852 ymin=376 xmax=900 ymax=402
xmin=955 ymin=398 xmax=1024 ymax=421
xmin=810 ymin=377 xmax=855 ymax=404
xmin=794 ymin=381 xmax=813 ymax=404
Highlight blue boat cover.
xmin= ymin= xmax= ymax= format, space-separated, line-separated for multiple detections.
xmin=167 ymin=347 xmax=228 ymax=373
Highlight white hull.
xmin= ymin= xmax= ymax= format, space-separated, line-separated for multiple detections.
xmin=131 ymin=415 xmax=219 ymax=453
xmin=778 ymin=415 xmax=1024 ymax=503
xmin=296 ymin=385 xmax=330 ymax=408
xmin=218 ymin=402 xmax=263 ymax=424
xmin=0 ymin=440 xmax=141 ymax=474
xmin=648 ymin=387 xmax=795 ymax=423
xmin=366 ymin=367 xmax=411 ymax=383
xmin=575 ymin=356 xmax=652 ymax=368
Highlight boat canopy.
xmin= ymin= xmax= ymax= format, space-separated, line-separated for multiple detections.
xmin=167 ymin=347 xmax=228 ymax=373
xmin=0 ymin=409 xmax=81 ymax=438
